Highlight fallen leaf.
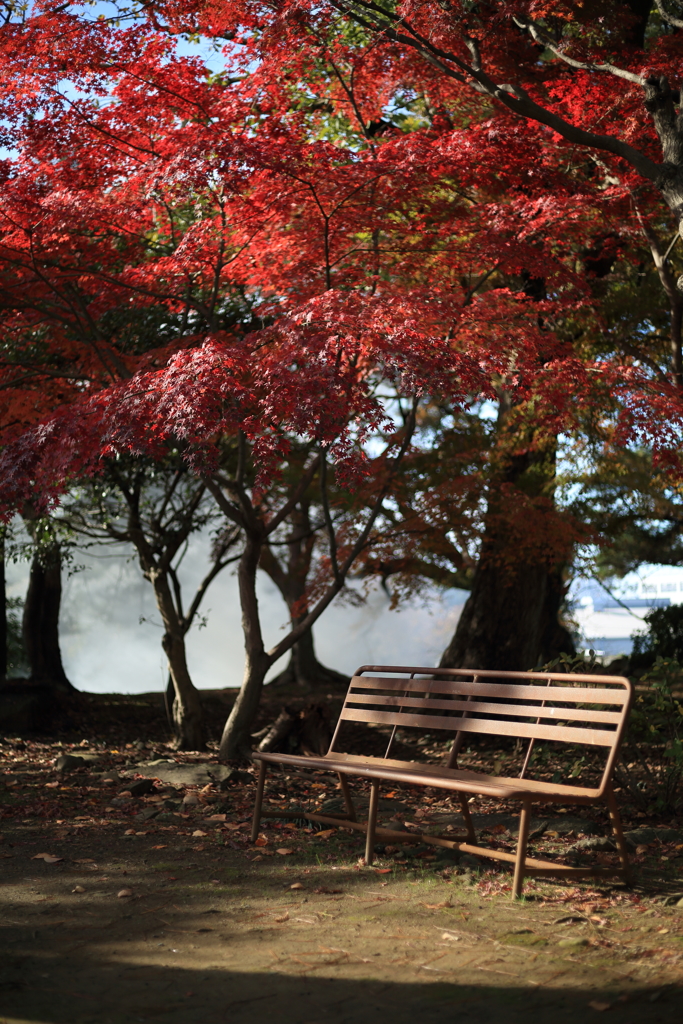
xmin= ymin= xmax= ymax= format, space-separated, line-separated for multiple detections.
xmin=636 ymin=845 xmax=649 ymax=855
xmin=315 ymin=829 xmax=336 ymax=839
xmin=588 ymin=1001 xmax=611 ymax=1011
xmin=200 ymin=784 xmax=213 ymax=794
xmin=34 ymin=854 xmax=63 ymax=864
xmin=375 ymin=868 xmax=392 ymax=874
xmin=72 ymin=885 xmax=86 ymax=893
xmin=74 ymin=858 xmax=95 ymax=864
xmin=276 ymin=848 xmax=294 ymax=856
xmin=151 ymin=845 xmax=167 ymax=850
xmin=225 ymin=823 xmax=244 ymax=831
xmin=290 ymin=882 xmax=304 ymax=890
xmin=441 ymin=930 xmax=461 ymax=942
xmin=205 ymin=814 xmax=226 ymax=822
xmin=254 ymin=834 xmax=268 ymax=847
xmin=423 ymin=900 xmax=453 ymax=910
xmin=294 ymin=916 xmax=318 ymax=925
xmin=45 ymin=781 xmax=59 ymax=788
xmin=31 ymin=853 xmax=53 ymax=860
xmin=192 ymin=830 xmax=207 ymax=838
xmin=117 ymin=889 xmax=133 ymax=898
xmin=274 ymin=912 xmax=289 ymax=923
xmin=124 ymin=829 xmax=135 ymax=836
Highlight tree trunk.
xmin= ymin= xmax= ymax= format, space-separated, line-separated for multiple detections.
xmin=440 ymin=389 xmax=575 ymax=672
xmin=268 ymin=622 xmax=349 ymax=689
xmin=440 ymin=559 xmax=574 ymax=671
xmin=148 ymin=570 xmax=205 ymax=751
xmin=160 ymin=628 xmax=205 ymax=751
xmin=22 ymin=544 xmax=74 ymax=690
xmin=219 ymin=530 xmax=271 ymax=759
xmin=219 ymin=648 xmax=271 ymax=759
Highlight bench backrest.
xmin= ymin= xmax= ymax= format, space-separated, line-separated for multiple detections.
xmin=329 ymin=665 xmax=633 ymax=794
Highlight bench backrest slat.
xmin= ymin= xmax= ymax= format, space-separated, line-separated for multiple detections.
xmin=327 ymin=665 xmax=633 ymax=797
xmin=340 ymin=707 xmax=619 ymax=747
xmin=344 ymin=691 xmax=624 ymax=725
xmin=350 ymin=675 xmax=629 ymax=706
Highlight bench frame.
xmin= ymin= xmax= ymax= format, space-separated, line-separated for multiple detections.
xmin=251 ymin=665 xmax=634 ymax=897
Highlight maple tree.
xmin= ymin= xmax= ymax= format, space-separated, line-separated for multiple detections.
xmin=3 ymin=1 xmax=683 ymax=751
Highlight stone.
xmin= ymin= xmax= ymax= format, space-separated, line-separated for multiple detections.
xmin=625 ymin=827 xmax=683 ymax=846
xmin=128 ymin=778 xmax=156 ymax=797
xmin=182 ymin=792 xmax=199 ymax=806
xmin=110 ymin=796 xmax=132 ymax=807
xmin=55 ymin=752 xmax=101 ymax=771
xmin=127 ymin=761 xmax=238 ymax=787
xmin=459 ymin=854 xmax=481 ymax=869
xmin=568 ymin=837 xmax=616 ymax=853
xmin=99 ymin=772 xmax=120 ymax=784
xmin=135 ymin=807 xmax=160 ymax=822
xmin=218 ymin=769 xmax=253 ymax=789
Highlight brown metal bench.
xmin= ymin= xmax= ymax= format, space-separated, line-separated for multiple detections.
xmin=251 ymin=665 xmax=634 ymax=897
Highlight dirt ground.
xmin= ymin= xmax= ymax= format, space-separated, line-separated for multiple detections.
xmin=1 ymin=689 xmax=683 ymax=1024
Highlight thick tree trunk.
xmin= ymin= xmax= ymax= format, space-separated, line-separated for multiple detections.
xmin=269 ymin=622 xmax=349 ymax=689
xmin=148 ymin=570 xmax=205 ymax=751
xmin=22 ymin=545 xmax=73 ymax=691
xmin=441 ymin=384 xmax=575 ymax=672
xmin=440 ymin=560 xmax=574 ymax=671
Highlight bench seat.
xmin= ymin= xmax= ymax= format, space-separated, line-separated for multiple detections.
xmin=254 ymin=750 xmax=603 ymax=803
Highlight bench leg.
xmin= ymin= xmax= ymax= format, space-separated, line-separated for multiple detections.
xmin=512 ymin=801 xmax=531 ymax=899
xmin=459 ymin=795 xmax=476 ymax=843
xmin=338 ymin=773 xmax=357 ymax=822
xmin=365 ymin=779 xmax=380 ymax=865
xmin=251 ymin=760 xmax=267 ymax=844
xmin=605 ymin=784 xmax=634 ymax=885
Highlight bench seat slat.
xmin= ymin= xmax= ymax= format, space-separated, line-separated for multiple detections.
xmin=252 ymin=750 xmax=603 ymax=801
xmin=345 ymin=692 xmax=623 ymax=725
xmin=340 ymin=707 xmax=618 ymax=746
xmin=350 ymin=676 xmax=628 ymax=705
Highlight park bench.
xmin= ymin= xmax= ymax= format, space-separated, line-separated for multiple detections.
xmin=251 ymin=665 xmax=634 ymax=897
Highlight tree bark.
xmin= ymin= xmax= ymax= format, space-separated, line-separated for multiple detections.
xmin=22 ymin=544 xmax=74 ymax=691
xmin=148 ymin=569 xmax=205 ymax=751
xmin=219 ymin=531 xmax=270 ymax=759
xmin=440 ymin=557 xmax=574 ymax=671
xmin=440 ymin=391 xmax=575 ymax=672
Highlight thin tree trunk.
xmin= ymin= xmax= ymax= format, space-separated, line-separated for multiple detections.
xmin=219 ymin=531 xmax=269 ymax=759
xmin=22 ymin=544 xmax=74 ymax=690
xmin=149 ymin=570 xmax=205 ymax=751
xmin=161 ymin=630 xmax=205 ymax=750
